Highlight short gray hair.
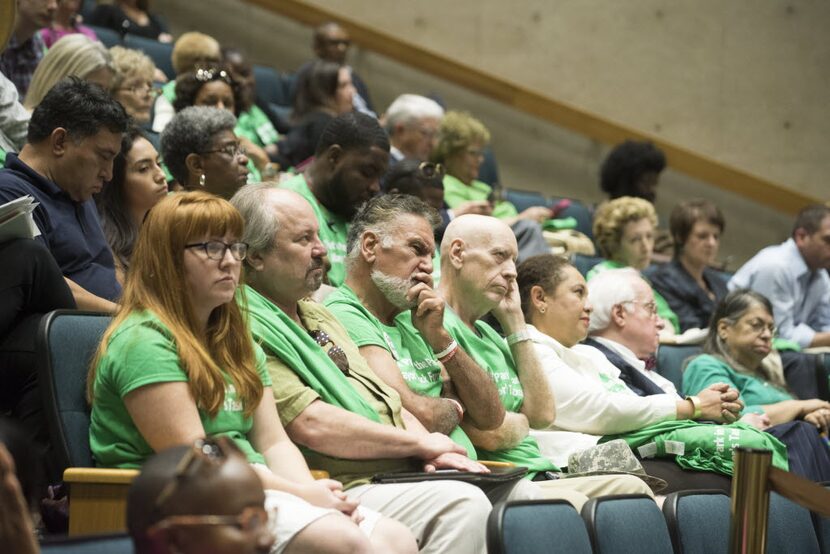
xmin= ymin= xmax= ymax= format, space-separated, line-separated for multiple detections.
xmin=160 ymin=106 xmax=237 ymax=185
xmin=384 ymin=94 xmax=444 ymax=134
xmin=229 ymin=183 xmax=281 ymax=256
xmin=345 ymin=194 xmax=440 ymax=266
xmin=587 ymin=267 xmax=642 ymax=333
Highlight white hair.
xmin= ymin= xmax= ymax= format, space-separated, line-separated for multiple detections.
xmin=587 ymin=268 xmax=643 ymax=333
xmin=384 ymin=94 xmax=444 ymax=134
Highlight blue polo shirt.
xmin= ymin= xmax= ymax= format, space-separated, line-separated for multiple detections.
xmin=0 ymin=153 xmax=121 ymax=301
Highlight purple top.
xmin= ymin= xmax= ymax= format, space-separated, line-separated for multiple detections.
xmin=39 ymin=25 xmax=99 ymax=49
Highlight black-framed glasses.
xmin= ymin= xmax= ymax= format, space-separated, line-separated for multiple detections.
xmin=148 ymin=505 xmax=269 ymax=534
xmin=202 ymin=142 xmax=247 ymax=160
xmin=116 ymin=81 xmax=160 ymax=98
xmin=308 ymin=329 xmax=350 ymax=376
xmin=195 ymin=67 xmax=233 ymax=84
xmin=418 ymin=161 xmax=444 ymax=180
xmin=185 ymin=241 xmax=248 ymax=261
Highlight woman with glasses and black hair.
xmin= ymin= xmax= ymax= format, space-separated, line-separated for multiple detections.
xmin=684 ymin=289 xmax=830 ymax=480
xmin=173 ymin=66 xmax=273 ymax=181
xmin=95 ymin=125 xmax=167 ymax=285
xmin=88 ymin=191 xmax=417 ymax=554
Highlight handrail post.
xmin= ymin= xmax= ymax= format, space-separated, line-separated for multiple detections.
xmin=729 ymin=447 xmax=772 ymax=554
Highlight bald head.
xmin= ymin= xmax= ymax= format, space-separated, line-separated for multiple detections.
xmin=313 ymin=22 xmax=350 ymax=64
xmin=441 ymin=214 xmax=517 ymax=260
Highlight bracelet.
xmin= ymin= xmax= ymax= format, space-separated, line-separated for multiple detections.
xmin=446 ymin=398 xmax=465 ymax=420
xmin=434 ymin=339 xmax=457 ymax=359
xmin=438 ymin=343 xmax=459 ymax=364
xmin=685 ymin=395 xmax=702 ymax=419
xmin=506 ymin=329 xmax=532 ymax=347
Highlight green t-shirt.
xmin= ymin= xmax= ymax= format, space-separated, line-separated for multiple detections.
xmin=442 ymin=174 xmax=518 ymax=220
xmin=236 ymin=105 xmax=279 ymax=147
xmin=280 ymin=174 xmax=349 ymax=286
xmin=587 ymin=259 xmax=681 ymax=334
xmin=682 ymin=354 xmax=794 ymax=415
xmin=324 ymin=285 xmax=476 ymax=457
xmin=443 ymin=308 xmax=559 ymax=477
xmin=89 ymin=310 xmax=271 ymax=468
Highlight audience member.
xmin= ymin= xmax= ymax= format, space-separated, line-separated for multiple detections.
xmin=0 ymin=0 xmax=29 ymax=165
xmin=684 ymin=289 xmax=830 ymax=481
xmin=383 ymin=93 xmax=444 ymax=165
xmin=432 ymin=111 xmax=551 ymax=261
xmin=382 ymin=160 xmax=448 ymax=247
xmin=222 ymin=46 xmax=282 ymax=161
xmin=38 ymin=0 xmax=96 ymax=48
xmin=646 ymin=199 xmax=728 ymax=332
xmin=23 ymin=34 xmax=113 ymax=109
xmin=280 ymin=112 xmax=388 ymax=286
xmin=590 ymin=196 xmax=680 ymax=334
xmin=235 ymin=185 xmax=502 ymax=553
xmin=514 ymin=258 xmax=786 ymax=492
xmin=172 ymin=66 xmax=270 ymax=180
xmin=88 ymin=191 xmax=415 ymax=553
xmin=728 ymin=204 xmax=830 ymax=348
xmin=0 ymin=0 xmax=54 ymax=97
xmin=276 ymin=60 xmax=355 ymax=169
xmin=152 ymin=31 xmax=222 ymax=132
xmin=127 ymin=439 xmax=274 ymax=554
xmin=323 ymin=194 xmax=504 ymax=457
xmin=293 ymin=21 xmax=374 ymax=116
xmin=0 ymin=77 xmax=128 ymax=311
xmin=436 ymin=214 xmax=654 ymax=507
xmin=95 ymin=125 xmax=166 ymax=284
xmin=160 ymin=106 xmax=249 ymax=198
xmin=109 ymin=46 xmax=158 ymax=127
xmin=89 ymin=0 xmax=172 ymax=42
xmin=599 ymin=140 xmax=666 ymax=203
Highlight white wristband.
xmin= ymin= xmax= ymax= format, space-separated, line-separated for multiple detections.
xmin=434 ymin=339 xmax=458 ymax=360
xmin=506 ymin=329 xmax=531 ymax=346
xmin=446 ymin=398 xmax=465 ymax=420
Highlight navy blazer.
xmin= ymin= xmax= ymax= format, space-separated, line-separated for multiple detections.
xmin=582 ymin=338 xmax=669 ymax=397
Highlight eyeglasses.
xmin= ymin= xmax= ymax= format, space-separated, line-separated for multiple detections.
xmin=465 ymin=147 xmax=485 ymax=159
xmin=116 ymin=81 xmax=160 ymax=98
xmin=418 ymin=161 xmax=444 ymax=180
xmin=149 ymin=438 xmax=268 ymax=535
xmin=743 ymin=318 xmax=777 ymax=337
xmin=185 ymin=241 xmax=248 ymax=261
xmin=203 ymin=142 xmax=247 ymax=160
xmin=622 ymin=300 xmax=658 ymax=316
xmin=322 ymin=38 xmax=351 ymax=48
xmin=308 ymin=329 xmax=350 ymax=376
xmin=195 ymin=67 xmax=233 ymax=84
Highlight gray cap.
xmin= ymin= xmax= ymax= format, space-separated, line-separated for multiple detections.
xmin=564 ymin=439 xmax=667 ymax=493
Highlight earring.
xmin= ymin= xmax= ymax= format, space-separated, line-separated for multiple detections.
xmin=539 ymin=305 xmax=547 ymax=314
xmin=199 ymin=173 xmax=206 ymax=187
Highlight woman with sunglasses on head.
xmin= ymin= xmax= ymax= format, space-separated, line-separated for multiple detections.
xmin=173 ymin=66 xmax=273 ymax=181
xmin=684 ymin=289 xmax=830 ymax=481
xmin=95 ymin=125 xmax=167 ymax=285
xmin=88 ymin=191 xmax=417 ymax=554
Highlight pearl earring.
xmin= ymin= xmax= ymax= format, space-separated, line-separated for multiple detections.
xmin=199 ymin=173 xmax=206 ymax=187
xmin=539 ymin=306 xmax=547 ymax=314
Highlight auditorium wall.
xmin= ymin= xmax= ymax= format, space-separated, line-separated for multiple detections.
xmin=157 ymin=0 xmax=829 ymax=267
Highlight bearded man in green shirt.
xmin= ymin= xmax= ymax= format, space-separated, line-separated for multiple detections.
xmin=280 ymin=112 xmax=389 ymax=286
xmin=233 ymin=184 xmax=505 ymax=554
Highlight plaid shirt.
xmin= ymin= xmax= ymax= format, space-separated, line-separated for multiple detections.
xmin=0 ymin=33 xmax=46 ymax=98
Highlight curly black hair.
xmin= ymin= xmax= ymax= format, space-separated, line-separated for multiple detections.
xmin=172 ymin=65 xmax=242 ymax=115
xmin=599 ymin=140 xmax=666 ymax=200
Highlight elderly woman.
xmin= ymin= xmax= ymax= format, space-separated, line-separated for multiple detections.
xmin=88 ymin=191 xmax=414 ymax=553
xmin=645 ymin=199 xmax=728 ymax=332
xmin=589 ymin=196 xmax=680 ymax=334
xmin=95 ymin=126 xmax=167 ymax=284
xmin=273 ymin=60 xmax=354 ymax=169
xmin=160 ymin=106 xmax=250 ymax=199
xmin=109 ymin=46 xmax=158 ymax=126
xmin=23 ymin=34 xmax=113 ymax=109
xmin=513 ymin=255 xmax=782 ymax=492
xmin=684 ymin=289 xmax=830 ymax=481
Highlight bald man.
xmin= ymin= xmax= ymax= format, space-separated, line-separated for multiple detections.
xmin=437 ymin=214 xmax=654 ymax=507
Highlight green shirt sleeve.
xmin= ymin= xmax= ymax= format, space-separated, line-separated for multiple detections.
xmin=682 ymin=355 xmax=765 ymax=414
xmin=325 ymin=300 xmax=387 ymax=349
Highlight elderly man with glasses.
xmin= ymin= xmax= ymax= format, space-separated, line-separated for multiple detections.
xmin=232 ymin=185 xmax=498 ymax=554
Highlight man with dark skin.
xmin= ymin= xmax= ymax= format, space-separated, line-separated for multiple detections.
xmin=280 ymin=112 xmax=388 ymax=286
